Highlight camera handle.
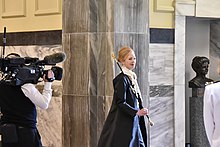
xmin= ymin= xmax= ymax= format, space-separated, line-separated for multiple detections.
xmin=44 ymin=70 xmax=55 ymax=82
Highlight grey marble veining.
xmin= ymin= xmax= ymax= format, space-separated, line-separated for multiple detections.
xmin=149 ymin=44 xmax=174 ymax=86
xmin=174 ymin=4 xmax=187 ymax=145
xmin=148 ymin=43 xmax=175 ymax=146
xmin=63 ymin=0 xmax=89 ymax=33
xmin=37 ymin=96 xmax=62 ymax=147
xmin=149 ymin=96 xmax=174 ymax=147
xmin=114 ymin=0 xmax=148 ymax=33
xmin=62 ymin=34 xmax=90 ymax=96
xmin=89 ymin=0 xmax=98 ymax=32
xmin=150 ymin=85 xmax=174 ymax=97
xmin=62 ymin=95 xmax=90 ymax=147
xmin=89 ymin=33 xmax=114 ymax=97
xmin=210 ymin=20 xmax=220 ymax=81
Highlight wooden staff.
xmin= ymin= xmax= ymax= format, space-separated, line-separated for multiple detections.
xmin=111 ymin=53 xmax=154 ymax=126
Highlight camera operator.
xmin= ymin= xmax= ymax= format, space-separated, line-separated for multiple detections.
xmin=0 ymin=70 xmax=54 ymax=147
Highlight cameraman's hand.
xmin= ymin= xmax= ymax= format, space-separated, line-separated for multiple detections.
xmin=43 ymin=70 xmax=54 ymax=82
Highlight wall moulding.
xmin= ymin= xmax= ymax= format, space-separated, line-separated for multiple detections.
xmin=154 ymin=0 xmax=174 ymax=12
xmin=34 ymin=0 xmax=61 ymax=16
xmin=2 ymin=0 xmax=26 ymax=18
xmin=175 ymin=0 xmax=195 ymax=16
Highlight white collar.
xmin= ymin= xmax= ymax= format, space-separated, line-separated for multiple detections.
xmin=121 ymin=66 xmax=137 ymax=83
xmin=121 ymin=66 xmax=143 ymax=101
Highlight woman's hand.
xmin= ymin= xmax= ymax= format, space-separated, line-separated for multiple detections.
xmin=136 ymin=108 xmax=148 ymax=116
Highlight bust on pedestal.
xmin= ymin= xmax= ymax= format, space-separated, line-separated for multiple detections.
xmin=188 ymin=56 xmax=213 ymax=147
xmin=189 ymin=56 xmax=213 ymax=89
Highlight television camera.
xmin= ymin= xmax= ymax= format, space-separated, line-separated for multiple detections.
xmin=0 ymin=52 xmax=65 ymax=86
xmin=0 ymin=27 xmax=65 ymax=86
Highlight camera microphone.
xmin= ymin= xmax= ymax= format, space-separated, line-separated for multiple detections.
xmin=38 ymin=52 xmax=66 ymax=65
xmin=44 ymin=52 xmax=66 ymax=64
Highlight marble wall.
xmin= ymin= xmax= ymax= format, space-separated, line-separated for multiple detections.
xmin=210 ymin=20 xmax=220 ymax=81
xmin=149 ymin=44 xmax=174 ymax=146
xmin=62 ymin=0 xmax=115 ymax=146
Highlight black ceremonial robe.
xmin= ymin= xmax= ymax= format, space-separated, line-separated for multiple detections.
xmin=97 ymin=73 xmax=147 ymax=147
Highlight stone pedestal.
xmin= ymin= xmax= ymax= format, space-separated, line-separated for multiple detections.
xmin=190 ymin=88 xmax=209 ymax=147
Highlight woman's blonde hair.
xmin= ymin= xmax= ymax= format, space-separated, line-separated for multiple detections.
xmin=117 ymin=46 xmax=133 ymax=63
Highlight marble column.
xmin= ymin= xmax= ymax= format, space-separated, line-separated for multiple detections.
xmin=62 ymin=0 xmax=149 ymax=147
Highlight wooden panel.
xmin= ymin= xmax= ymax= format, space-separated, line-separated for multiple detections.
xmin=35 ymin=0 xmax=61 ymax=16
xmin=196 ymin=0 xmax=220 ymax=18
xmin=154 ymin=0 xmax=174 ymax=12
xmin=2 ymin=0 xmax=26 ymax=18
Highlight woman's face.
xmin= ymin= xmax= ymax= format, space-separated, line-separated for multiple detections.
xmin=122 ymin=51 xmax=136 ymax=70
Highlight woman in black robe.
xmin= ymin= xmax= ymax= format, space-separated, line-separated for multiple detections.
xmin=97 ymin=46 xmax=148 ymax=147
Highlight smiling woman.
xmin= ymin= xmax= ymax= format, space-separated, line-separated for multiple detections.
xmin=118 ymin=46 xmax=136 ymax=70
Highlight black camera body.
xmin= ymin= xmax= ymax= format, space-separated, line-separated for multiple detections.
xmin=0 ymin=53 xmax=63 ymax=86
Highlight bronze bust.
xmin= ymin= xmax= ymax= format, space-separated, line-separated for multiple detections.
xmin=189 ymin=56 xmax=213 ymax=88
